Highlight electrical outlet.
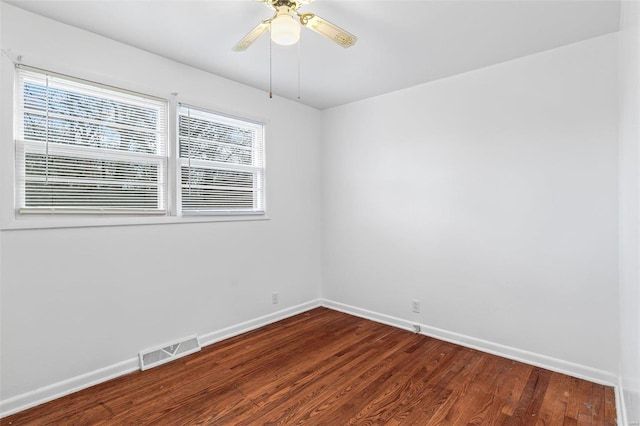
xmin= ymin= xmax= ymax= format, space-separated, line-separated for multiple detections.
xmin=272 ymin=292 xmax=278 ymax=304
xmin=412 ymin=299 xmax=420 ymax=313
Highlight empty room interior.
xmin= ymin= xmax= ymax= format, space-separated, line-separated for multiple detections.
xmin=0 ymin=0 xmax=639 ymax=424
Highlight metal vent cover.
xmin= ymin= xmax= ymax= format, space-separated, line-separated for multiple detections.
xmin=139 ymin=335 xmax=201 ymax=371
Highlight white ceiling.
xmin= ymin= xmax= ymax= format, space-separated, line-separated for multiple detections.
xmin=5 ymin=0 xmax=621 ymax=110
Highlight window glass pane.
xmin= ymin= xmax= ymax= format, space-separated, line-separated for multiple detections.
xmin=23 ymin=82 xmax=160 ymax=130
xmin=181 ymin=167 xmax=254 ymax=189
xmin=23 ymin=113 xmax=159 ymax=154
xmin=179 ymin=115 xmax=254 ymax=165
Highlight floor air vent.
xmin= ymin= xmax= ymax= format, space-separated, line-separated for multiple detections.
xmin=139 ymin=335 xmax=201 ymax=371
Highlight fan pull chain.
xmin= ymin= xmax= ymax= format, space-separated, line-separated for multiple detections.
xmin=269 ymin=23 xmax=273 ymax=99
xmin=297 ymin=33 xmax=301 ymax=100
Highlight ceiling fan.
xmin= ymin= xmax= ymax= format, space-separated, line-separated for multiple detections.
xmin=233 ymin=0 xmax=357 ymax=51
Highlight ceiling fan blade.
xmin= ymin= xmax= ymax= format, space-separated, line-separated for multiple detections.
xmin=233 ymin=20 xmax=271 ymax=52
xmin=299 ymin=13 xmax=357 ymax=48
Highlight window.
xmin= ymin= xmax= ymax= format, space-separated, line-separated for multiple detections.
xmin=15 ymin=66 xmax=167 ymax=215
xmin=177 ymin=104 xmax=265 ymax=215
xmin=10 ymin=66 xmax=266 ymax=226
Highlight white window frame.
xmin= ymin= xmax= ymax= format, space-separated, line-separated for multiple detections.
xmin=177 ymin=104 xmax=266 ymax=216
xmin=15 ymin=65 xmax=168 ymax=216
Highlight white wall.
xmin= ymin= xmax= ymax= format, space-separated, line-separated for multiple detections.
xmin=0 ymin=2 xmax=322 ymax=407
xmin=619 ymin=1 xmax=640 ymax=423
xmin=321 ymin=34 xmax=619 ymax=378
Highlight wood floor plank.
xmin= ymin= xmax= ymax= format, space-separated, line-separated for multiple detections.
xmin=263 ymin=330 xmax=418 ymax=424
xmin=537 ymin=373 xmax=569 ymax=425
xmin=604 ymin=386 xmax=617 ymax=426
xmin=229 ymin=327 xmax=407 ymax=424
xmin=501 ymin=361 xmax=535 ymax=417
xmin=336 ymin=340 xmax=456 ymax=424
xmin=393 ymin=347 xmax=483 ymax=424
xmin=1 ymin=308 xmax=617 ymax=425
xmin=348 ymin=343 xmax=458 ymax=422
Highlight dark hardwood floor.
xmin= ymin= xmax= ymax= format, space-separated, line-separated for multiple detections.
xmin=2 ymin=307 xmax=616 ymax=425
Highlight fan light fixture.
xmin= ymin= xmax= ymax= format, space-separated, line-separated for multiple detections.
xmin=233 ymin=1 xmax=357 ymax=53
xmin=270 ymin=7 xmax=301 ymax=45
xmin=233 ymin=0 xmax=358 ymax=99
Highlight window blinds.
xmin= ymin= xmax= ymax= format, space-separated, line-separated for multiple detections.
xmin=16 ymin=66 xmax=168 ymax=214
xmin=178 ymin=105 xmax=265 ymax=214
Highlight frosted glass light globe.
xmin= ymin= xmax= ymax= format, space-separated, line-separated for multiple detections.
xmin=271 ymin=9 xmax=300 ymax=45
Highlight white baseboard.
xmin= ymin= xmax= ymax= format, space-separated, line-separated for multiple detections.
xmin=321 ymin=299 xmax=618 ymax=387
xmin=0 ymin=299 xmax=323 ymax=419
xmin=617 ymin=377 xmax=630 ymax=426
xmin=0 ymin=358 xmax=140 ymax=419
xmin=198 ymin=299 xmax=322 ymax=347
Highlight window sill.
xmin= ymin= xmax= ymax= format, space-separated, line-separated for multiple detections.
xmin=0 ymin=213 xmax=270 ymax=231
